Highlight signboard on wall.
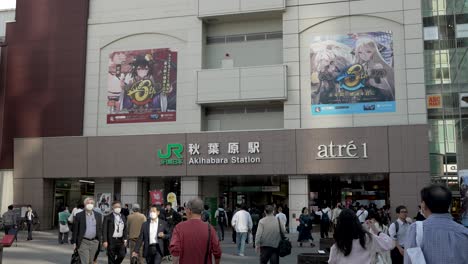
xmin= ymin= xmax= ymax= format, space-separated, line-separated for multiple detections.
xmin=427 ymin=94 xmax=442 ymax=109
xmin=107 ymin=48 xmax=177 ymax=124
xmin=150 ymin=189 xmax=164 ymax=205
xmin=460 ymin=93 xmax=468 ymax=108
xmin=97 ymin=193 xmax=112 ymax=214
xmin=310 ymin=31 xmax=395 ymax=115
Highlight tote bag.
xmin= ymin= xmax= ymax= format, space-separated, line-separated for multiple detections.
xmin=406 ymin=221 xmax=426 ymax=264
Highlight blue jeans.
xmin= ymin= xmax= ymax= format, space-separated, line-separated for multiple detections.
xmin=236 ymin=232 xmax=248 ymax=255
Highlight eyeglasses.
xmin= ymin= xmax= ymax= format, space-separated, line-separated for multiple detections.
xmin=400 ymin=211 xmax=408 ymax=213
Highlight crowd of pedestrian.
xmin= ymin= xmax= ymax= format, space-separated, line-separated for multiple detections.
xmin=2 ymin=184 xmax=467 ymax=264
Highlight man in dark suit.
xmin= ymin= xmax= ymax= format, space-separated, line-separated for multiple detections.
xmin=24 ymin=204 xmax=39 ymax=240
xmin=133 ymin=205 xmax=171 ymax=264
xmin=103 ymin=200 xmax=128 ymax=264
xmin=72 ymin=197 xmax=103 ymax=264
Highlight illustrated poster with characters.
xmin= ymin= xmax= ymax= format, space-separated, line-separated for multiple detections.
xmin=310 ymin=32 xmax=395 ymax=115
xmin=107 ymin=48 xmax=177 ymax=123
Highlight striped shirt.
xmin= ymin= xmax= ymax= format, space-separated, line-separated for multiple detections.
xmin=404 ymin=214 xmax=468 ymax=264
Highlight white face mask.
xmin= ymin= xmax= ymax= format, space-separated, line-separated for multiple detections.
xmin=114 ymin=208 xmax=121 ymax=214
xmin=86 ymin=204 xmax=94 ymax=211
xmin=149 ymin=212 xmax=158 ymax=219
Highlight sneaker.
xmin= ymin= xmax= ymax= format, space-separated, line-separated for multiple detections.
xmin=239 ymin=253 xmax=245 ymax=257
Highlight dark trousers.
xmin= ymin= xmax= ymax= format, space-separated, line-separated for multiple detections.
xmin=146 ymin=245 xmax=163 ymax=264
xmin=320 ymin=221 xmax=329 ymax=238
xmin=4 ymin=225 xmax=13 ymax=235
xmin=58 ymin=232 xmax=69 ymax=244
xmin=218 ymin=224 xmax=225 ymax=240
xmin=391 ymin=248 xmax=404 ymax=264
xmin=26 ymin=220 xmax=33 ymax=240
xmin=260 ymin=246 xmax=279 ymax=264
xmin=232 ymin=227 xmax=236 ymax=243
xmin=107 ymin=238 xmax=126 ymax=264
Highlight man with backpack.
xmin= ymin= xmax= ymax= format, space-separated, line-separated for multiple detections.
xmin=388 ymin=205 xmax=410 ymax=264
xmin=202 ymin=205 xmax=211 ymax=223
xmin=315 ymin=205 xmax=331 ymax=239
xmin=214 ymin=204 xmax=228 ymax=241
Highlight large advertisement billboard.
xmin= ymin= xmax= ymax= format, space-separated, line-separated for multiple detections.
xmin=107 ymin=48 xmax=177 ymax=124
xmin=310 ymin=32 xmax=395 ymax=115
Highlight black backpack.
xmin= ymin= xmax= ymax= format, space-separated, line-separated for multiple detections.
xmin=217 ymin=210 xmax=226 ymax=224
xmin=321 ymin=210 xmax=329 ymax=222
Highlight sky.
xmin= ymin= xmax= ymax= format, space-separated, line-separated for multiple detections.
xmin=0 ymin=0 xmax=16 ymax=10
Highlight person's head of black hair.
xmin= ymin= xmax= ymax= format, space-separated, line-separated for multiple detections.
xmin=204 ymin=205 xmax=209 ymax=210
xmin=218 ymin=204 xmax=224 ymax=209
xmin=8 ymin=205 xmax=13 ymax=210
xmin=241 ymin=204 xmax=248 ymax=211
xmin=334 ymin=209 xmax=370 ymax=256
xmin=264 ymin=205 xmax=274 ymax=215
xmin=421 ymin=184 xmax=452 ymax=214
xmin=301 ymin=207 xmax=308 ymax=214
xmin=395 ymin=205 xmax=407 ymax=214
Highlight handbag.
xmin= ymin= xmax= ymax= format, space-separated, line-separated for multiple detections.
xmin=71 ymin=249 xmax=81 ymax=264
xmin=130 ymin=256 xmax=139 ymax=264
xmin=277 ymin=219 xmax=292 ymax=257
xmin=406 ymin=221 xmax=426 ymax=264
xmin=248 ymin=232 xmax=253 ymax=244
xmin=60 ymin=223 xmax=70 ymax=233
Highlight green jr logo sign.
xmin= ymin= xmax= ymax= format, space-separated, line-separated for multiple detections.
xmin=157 ymin=143 xmax=184 ymax=165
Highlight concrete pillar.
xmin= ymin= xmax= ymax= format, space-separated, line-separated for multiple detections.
xmin=181 ymin=176 xmax=200 ymax=206
xmin=0 ymin=170 xmax=14 ymax=214
xmin=201 ymin=177 xmax=219 ymax=201
xmin=389 ymin=172 xmax=430 ymax=220
xmin=121 ymin=178 xmax=143 ymax=207
xmin=288 ymin=175 xmax=309 ymax=233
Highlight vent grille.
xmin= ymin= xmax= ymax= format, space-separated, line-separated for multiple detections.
xmin=207 ymin=31 xmax=282 ymax=45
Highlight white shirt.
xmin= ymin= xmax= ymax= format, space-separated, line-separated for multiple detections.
xmin=112 ymin=213 xmax=125 ymax=238
xmin=231 ymin=210 xmax=253 ymax=233
xmin=149 ymin=219 xmax=159 ymax=244
xmin=356 ymin=209 xmax=368 ymax=223
xmin=388 ymin=218 xmax=410 ymax=247
xmin=276 ymin=213 xmax=287 ymax=228
xmin=27 ymin=211 xmax=34 ymax=221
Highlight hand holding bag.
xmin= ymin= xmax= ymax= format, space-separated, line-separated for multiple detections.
xmin=277 ymin=219 xmax=292 ymax=257
xmin=406 ymin=221 xmax=426 ymax=264
xmin=71 ymin=249 xmax=81 ymax=264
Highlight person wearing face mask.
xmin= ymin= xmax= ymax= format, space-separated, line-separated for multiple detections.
xmin=103 ymin=200 xmax=128 ymax=264
xmin=72 ymin=197 xmax=103 ymax=264
xmin=24 ymin=205 xmax=38 ymax=241
xmin=133 ymin=205 xmax=171 ymax=264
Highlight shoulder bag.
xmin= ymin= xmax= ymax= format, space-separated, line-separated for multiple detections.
xmin=204 ymin=222 xmax=211 ymax=264
xmin=406 ymin=221 xmax=426 ymax=264
xmin=277 ymin=219 xmax=292 ymax=257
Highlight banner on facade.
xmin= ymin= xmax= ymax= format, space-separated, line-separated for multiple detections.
xmin=97 ymin=193 xmax=112 ymax=214
xmin=107 ymin=48 xmax=177 ymax=124
xmin=310 ymin=31 xmax=395 ymax=115
xmin=150 ymin=189 xmax=164 ymax=205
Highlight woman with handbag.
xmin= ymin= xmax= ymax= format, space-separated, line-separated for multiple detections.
xmin=328 ymin=209 xmax=394 ymax=264
xmin=297 ymin=207 xmax=314 ymax=247
xmin=58 ymin=206 xmax=70 ymax=244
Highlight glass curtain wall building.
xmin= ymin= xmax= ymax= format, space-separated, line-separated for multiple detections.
xmin=423 ymin=0 xmax=468 ymax=217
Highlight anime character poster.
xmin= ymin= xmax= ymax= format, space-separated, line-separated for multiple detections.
xmin=107 ymin=48 xmax=177 ymax=124
xmin=310 ymin=32 xmax=395 ymax=115
xmin=97 ymin=193 xmax=112 ymax=214
xmin=460 ymin=171 xmax=468 ymax=227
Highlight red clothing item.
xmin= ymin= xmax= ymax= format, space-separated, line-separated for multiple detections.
xmin=170 ymin=219 xmax=222 ymax=264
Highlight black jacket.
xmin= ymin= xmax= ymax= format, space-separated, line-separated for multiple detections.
xmin=71 ymin=211 xmax=103 ymax=248
xmin=103 ymin=213 xmax=128 ymax=244
xmin=134 ymin=219 xmax=171 ymax=258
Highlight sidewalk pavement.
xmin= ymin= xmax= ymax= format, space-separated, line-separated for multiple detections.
xmin=1 ymin=229 xmax=326 ymax=264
